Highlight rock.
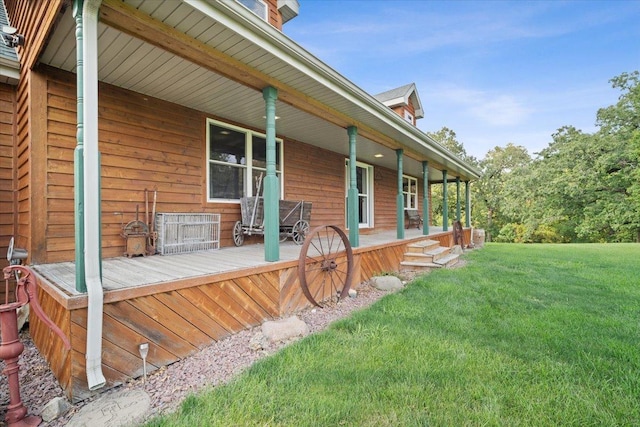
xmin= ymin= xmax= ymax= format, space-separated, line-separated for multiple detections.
xmin=40 ymin=396 xmax=71 ymax=422
xmin=17 ymin=304 xmax=30 ymax=331
xmin=348 ymin=289 xmax=357 ymax=298
xmin=261 ymin=316 xmax=309 ymax=343
xmin=451 ymin=245 xmax=463 ymax=255
xmin=370 ymin=275 xmax=403 ymax=291
xmin=248 ymin=332 xmax=270 ymax=351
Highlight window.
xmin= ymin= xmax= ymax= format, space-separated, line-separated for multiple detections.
xmin=236 ymin=0 xmax=268 ymax=20
xmin=403 ymin=175 xmax=418 ymax=210
xmin=207 ymin=119 xmax=282 ymax=202
xmin=345 ymin=160 xmax=374 ymax=228
xmin=404 ymin=110 xmax=414 ymax=125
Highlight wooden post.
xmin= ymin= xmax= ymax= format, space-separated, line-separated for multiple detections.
xmin=442 ymin=170 xmax=448 ymax=232
xmin=465 ymin=180 xmax=471 ymax=228
xmin=422 ymin=161 xmax=429 ymax=235
xmin=262 ymin=86 xmax=279 ymax=262
xmin=347 ymin=126 xmax=359 ymax=247
xmin=396 ymin=149 xmax=404 ymax=239
xmin=456 ymin=177 xmax=461 ymax=222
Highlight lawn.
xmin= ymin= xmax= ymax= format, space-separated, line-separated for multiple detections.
xmin=145 ymin=243 xmax=640 ymax=426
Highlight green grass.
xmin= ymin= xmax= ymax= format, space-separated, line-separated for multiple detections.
xmin=145 ymin=243 xmax=640 ymax=426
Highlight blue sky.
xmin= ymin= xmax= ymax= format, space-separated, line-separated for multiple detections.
xmin=285 ymin=0 xmax=640 ymax=159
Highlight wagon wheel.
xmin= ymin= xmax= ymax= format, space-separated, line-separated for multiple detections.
xmin=292 ymin=220 xmax=310 ymax=245
xmin=298 ymin=225 xmax=353 ymax=307
xmin=279 ymin=228 xmax=289 ymax=243
xmin=233 ymin=221 xmax=244 ymax=246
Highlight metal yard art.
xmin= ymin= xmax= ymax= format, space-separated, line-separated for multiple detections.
xmin=298 ymin=225 xmax=353 ymax=308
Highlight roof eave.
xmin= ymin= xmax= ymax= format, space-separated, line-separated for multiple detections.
xmin=188 ymin=0 xmax=479 ymax=179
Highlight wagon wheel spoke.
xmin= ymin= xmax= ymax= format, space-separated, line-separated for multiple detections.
xmin=298 ymin=225 xmax=353 ymax=307
xmin=233 ymin=221 xmax=244 ymax=246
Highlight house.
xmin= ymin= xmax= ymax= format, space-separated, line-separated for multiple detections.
xmin=1 ymin=0 xmax=480 ymax=401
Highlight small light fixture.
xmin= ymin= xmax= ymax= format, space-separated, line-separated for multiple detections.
xmin=1 ymin=25 xmax=25 ymax=48
xmin=262 ymin=115 xmax=280 ymax=120
xmin=220 ymin=130 xmax=230 ymax=135
xmin=138 ymin=343 xmax=149 ymax=383
xmin=374 ymin=153 xmax=384 ymax=158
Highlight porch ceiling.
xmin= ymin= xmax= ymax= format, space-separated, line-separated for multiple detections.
xmin=39 ymin=0 xmax=479 ymax=181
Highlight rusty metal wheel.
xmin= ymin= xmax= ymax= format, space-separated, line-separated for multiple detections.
xmin=298 ymin=225 xmax=353 ymax=307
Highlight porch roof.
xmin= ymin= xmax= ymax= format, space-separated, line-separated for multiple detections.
xmin=38 ymin=0 xmax=480 ymax=182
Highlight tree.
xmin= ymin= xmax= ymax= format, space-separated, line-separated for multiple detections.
xmin=473 ymin=144 xmax=531 ymax=241
xmin=427 ymin=127 xmax=477 ymax=227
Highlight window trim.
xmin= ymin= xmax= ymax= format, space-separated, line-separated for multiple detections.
xmin=345 ymin=159 xmax=374 ymax=229
xmin=206 ymin=118 xmax=284 ymax=203
xmin=403 ymin=175 xmax=418 ymax=210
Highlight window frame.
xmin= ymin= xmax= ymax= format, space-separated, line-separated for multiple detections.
xmin=403 ymin=175 xmax=418 ymax=210
xmin=344 ymin=159 xmax=375 ymax=229
xmin=206 ymin=118 xmax=283 ymax=203
xmin=236 ymin=0 xmax=268 ymax=21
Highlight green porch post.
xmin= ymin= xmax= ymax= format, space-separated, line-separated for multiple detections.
xmin=456 ymin=177 xmax=461 ymax=222
xmin=73 ymin=0 xmax=86 ymax=292
xmin=347 ymin=126 xmax=359 ymax=247
xmin=396 ymin=149 xmax=405 ymax=239
xmin=262 ymin=86 xmax=279 ymax=262
xmin=422 ymin=161 xmax=429 ymax=235
xmin=465 ymin=180 xmax=471 ymax=227
xmin=442 ymin=170 xmax=448 ymax=232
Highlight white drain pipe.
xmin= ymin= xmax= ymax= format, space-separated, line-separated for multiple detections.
xmin=82 ymin=0 xmax=106 ymax=391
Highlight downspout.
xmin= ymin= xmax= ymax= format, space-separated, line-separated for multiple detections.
xmin=81 ymin=0 xmax=106 ymax=390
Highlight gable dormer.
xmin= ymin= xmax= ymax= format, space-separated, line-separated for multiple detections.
xmin=236 ymin=0 xmax=299 ymax=30
xmin=374 ymin=83 xmax=424 ymax=126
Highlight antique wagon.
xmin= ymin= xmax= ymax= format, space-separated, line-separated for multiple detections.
xmin=232 ymin=197 xmax=311 ymax=246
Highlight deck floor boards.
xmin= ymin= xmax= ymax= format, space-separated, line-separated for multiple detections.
xmin=34 ymin=228 xmax=446 ymax=295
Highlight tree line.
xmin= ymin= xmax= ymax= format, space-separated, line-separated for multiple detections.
xmin=429 ymin=71 xmax=640 ymax=243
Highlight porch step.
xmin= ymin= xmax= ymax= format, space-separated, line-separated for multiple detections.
xmin=406 ymin=239 xmax=441 ymax=254
xmin=400 ymin=260 xmax=440 ymax=272
xmin=423 ymin=246 xmax=451 ymax=262
xmin=400 ymin=238 xmax=461 ymax=274
xmin=433 ymin=253 xmax=460 ymax=268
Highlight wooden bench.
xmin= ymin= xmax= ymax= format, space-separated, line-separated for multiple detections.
xmin=405 ymin=210 xmax=423 ymax=229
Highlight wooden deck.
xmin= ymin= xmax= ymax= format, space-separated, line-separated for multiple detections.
xmin=28 ymin=226 xmax=465 ymax=402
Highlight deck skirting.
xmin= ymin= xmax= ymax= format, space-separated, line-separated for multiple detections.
xmin=30 ymin=229 xmax=467 ymax=401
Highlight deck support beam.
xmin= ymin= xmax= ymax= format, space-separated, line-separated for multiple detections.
xmin=263 ymin=86 xmax=279 ymax=262
xmin=422 ymin=161 xmax=429 ymax=235
xmin=347 ymin=126 xmax=359 ymax=247
xmin=442 ymin=170 xmax=448 ymax=231
xmin=396 ymin=149 xmax=405 ymax=239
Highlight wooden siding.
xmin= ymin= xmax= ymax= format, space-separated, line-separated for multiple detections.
xmin=0 ymin=84 xmax=15 ymax=269
xmin=33 ymin=66 xmax=430 ymax=264
xmin=283 ymin=139 xmax=345 ymax=227
xmin=4 ymin=0 xmax=64 ymax=263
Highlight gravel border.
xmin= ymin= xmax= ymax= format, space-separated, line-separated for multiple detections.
xmin=1 ymin=281 xmax=392 ymax=426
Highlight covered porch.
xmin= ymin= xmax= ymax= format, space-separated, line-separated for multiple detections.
xmin=29 ymin=226 xmax=469 ymax=402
